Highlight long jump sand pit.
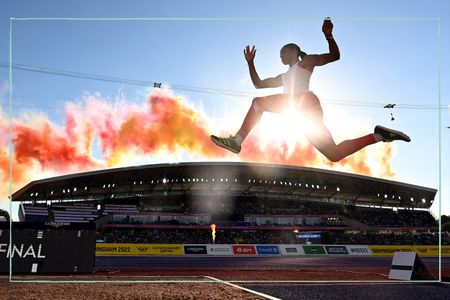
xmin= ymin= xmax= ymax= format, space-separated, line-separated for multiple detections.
xmin=0 ymin=275 xmax=269 ymax=300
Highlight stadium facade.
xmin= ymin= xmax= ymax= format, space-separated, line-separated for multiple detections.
xmin=9 ymin=162 xmax=439 ymax=245
xmin=13 ymin=161 xmax=436 ymax=208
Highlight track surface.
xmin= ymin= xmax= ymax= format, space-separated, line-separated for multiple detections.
xmin=94 ymin=256 xmax=450 ymax=299
xmin=96 ymin=255 xmax=450 ymax=270
xmin=4 ymin=257 xmax=449 ymax=299
xmin=242 ymin=283 xmax=450 ymax=300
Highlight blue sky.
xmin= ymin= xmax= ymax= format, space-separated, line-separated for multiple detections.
xmin=0 ymin=0 xmax=449 ymax=220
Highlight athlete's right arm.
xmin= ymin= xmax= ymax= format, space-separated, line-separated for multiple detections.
xmin=244 ymin=45 xmax=282 ymax=89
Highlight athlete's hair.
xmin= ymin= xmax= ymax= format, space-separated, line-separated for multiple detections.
xmin=283 ymin=43 xmax=307 ymax=59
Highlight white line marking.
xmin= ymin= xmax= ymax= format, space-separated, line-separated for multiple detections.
xmin=204 ymin=276 xmax=281 ymax=300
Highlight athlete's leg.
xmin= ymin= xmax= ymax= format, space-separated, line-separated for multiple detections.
xmin=235 ymin=94 xmax=289 ymax=141
xmin=210 ymin=94 xmax=289 ymax=154
xmin=306 ymin=123 xmax=378 ymax=162
xmin=299 ymin=93 xmax=378 ymax=162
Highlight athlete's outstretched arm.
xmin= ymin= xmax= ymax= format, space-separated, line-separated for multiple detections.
xmin=304 ymin=18 xmax=340 ymax=67
xmin=244 ymin=45 xmax=282 ymax=89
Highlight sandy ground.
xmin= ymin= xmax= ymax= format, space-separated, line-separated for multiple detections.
xmin=0 ymin=279 xmax=266 ymax=300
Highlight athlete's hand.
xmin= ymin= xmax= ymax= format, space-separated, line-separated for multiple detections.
xmin=322 ymin=17 xmax=333 ymax=37
xmin=244 ymin=45 xmax=257 ymax=63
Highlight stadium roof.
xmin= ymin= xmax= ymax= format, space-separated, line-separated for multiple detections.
xmin=12 ymin=162 xmax=437 ymax=209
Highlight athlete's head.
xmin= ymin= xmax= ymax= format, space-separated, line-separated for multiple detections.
xmin=280 ymin=43 xmax=307 ymax=65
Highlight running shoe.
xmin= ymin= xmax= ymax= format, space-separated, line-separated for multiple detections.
xmin=210 ymin=135 xmax=241 ymax=154
xmin=374 ymin=125 xmax=411 ymax=142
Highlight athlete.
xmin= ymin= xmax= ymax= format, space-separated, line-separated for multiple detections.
xmin=210 ymin=18 xmax=410 ymax=162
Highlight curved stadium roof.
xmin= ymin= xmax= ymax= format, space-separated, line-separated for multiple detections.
xmin=12 ymin=162 xmax=437 ymax=209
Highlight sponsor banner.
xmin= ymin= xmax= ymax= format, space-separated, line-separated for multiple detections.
xmin=279 ymin=245 xmax=305 ymax=256
xmin=206 ymin=244 xmax=233 ymax=256
xmin=412 ymin=246 xmax=450 ymax=257
xmin=184 ymin=245 xmax=207 ymax=255
xmin=96 ymin=244 xmax=184 ymax=255
xmin=345 ymin=245 xmax=371 ymax=256
xmin=232 ymin=245 xmax=256 ymax=255
xmin=369 ymin=245 xmax=450 ymax=257
xmin=303 ymin=245 xmax=326 ymax=255
xmin=369 ymin=245 xmax=415 ymax=256
xmin=256 ymin=245 xmax=280 ymax=255
xmin=325 ymin=245 xmax=348 ymax=255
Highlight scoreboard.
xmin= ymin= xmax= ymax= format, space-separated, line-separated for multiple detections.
xmin=0 ymin=222 xmax=96 ymax=273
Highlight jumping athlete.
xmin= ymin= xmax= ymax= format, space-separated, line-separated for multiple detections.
xmin=210 ymin=18 xmax=410 ymax=162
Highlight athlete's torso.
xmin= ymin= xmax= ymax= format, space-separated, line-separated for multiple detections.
xmin=281 ymin=62 xmax=312 ymax=95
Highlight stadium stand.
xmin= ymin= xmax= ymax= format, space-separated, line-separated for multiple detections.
xmin=51 ymin=203 xmax=97 ymax=223
xmin=11 ymin=162 xmax=440 ymax=246
xmin=103 ymin=204 xmax=139 ymax=215
xmin=19 ymin=203 xmax=49 ymax=222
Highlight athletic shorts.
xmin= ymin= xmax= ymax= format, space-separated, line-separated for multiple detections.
xmin=258 ymin=91 xmax=323 ymax=120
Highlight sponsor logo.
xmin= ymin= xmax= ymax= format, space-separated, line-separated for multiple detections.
xmin=413 ymin=247 xmax=428 ymax=254
xmin=96 ymin=246 xmax=117 ymax=252
xmin=232 ymin=245 xmax=256 ymax=255
xmin=371 ymin=247 xmax=412 ymax=254
xmin=44 ymin=222 xmax=70 ymax=228
xmin=154 ymin=246 xmax=182 ymax=254
xmin=369 ymin=246 xmax=416 ymax=256
xmin=303 ymin=245 xmax=326 ymax=255
xmin=349 ymin=247 xmax=369 ymax=253
xmin=285 ymin=247 xmax=298 ymax=253
xmin=210 ymin=247 xmax=230 ymax=252
xmin=325 ymin=246 xmax=348 ymax=255
xmin=136 ymin=246 xmax=151 ymax=252
xmin=184 ymin=245 xmax=207 ymax=255
xmin=207 ymin=245 xmax=233 ymax=255
xmin=296 ymin=233 xmax=321 ymax=239
xmin=256 ymin=246 xmax=279 ymax=255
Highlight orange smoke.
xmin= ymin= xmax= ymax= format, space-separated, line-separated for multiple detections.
xmin=104 ymin=90 xmax=224 ymax=165
xmin=0 ymin=88 xmax=395 ymax=205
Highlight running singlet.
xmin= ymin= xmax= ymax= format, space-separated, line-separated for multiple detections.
xmin=281 ymin=63 xmax=312 ymax=95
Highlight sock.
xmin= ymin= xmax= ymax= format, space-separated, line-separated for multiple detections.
xmin=373 ymin=133 xmax=383 ymax=142
xmin=234 ymin=134 xmax=244 ymax=146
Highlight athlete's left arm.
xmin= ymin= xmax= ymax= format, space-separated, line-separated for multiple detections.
xmin=303 ymin=18 xmax=340 ymax=67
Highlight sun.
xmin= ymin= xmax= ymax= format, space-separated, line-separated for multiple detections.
xmin=254 ymin=106 xmax=309 ymax=151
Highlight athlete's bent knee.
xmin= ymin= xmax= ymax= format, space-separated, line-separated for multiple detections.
xmin=327 ymin=155 xmax=341 ymax=163
xmin=321 ymin=150 xmax=342 ymax=162
xmin=252 ymin=97 xmax=262 ymax=113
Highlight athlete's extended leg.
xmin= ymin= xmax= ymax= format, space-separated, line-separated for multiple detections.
xmin=211 ymin=94 xmax=289 ymax=153
xmin=306 ymin=123 xmax=378 ymax=162
xmin=299 ymin=92 xmax=410 ymax=162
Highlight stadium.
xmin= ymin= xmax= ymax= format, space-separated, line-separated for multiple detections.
xmin=2 ymin=161 xmax=449 ymax=299
xmin=11 ymin=161 xmax=441 ymax=239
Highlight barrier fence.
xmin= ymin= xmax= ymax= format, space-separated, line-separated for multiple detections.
xmin=95 ymin=243 xmax=450 ymax=257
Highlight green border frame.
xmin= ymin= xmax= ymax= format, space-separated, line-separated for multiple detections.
xmin=7 ymin=17 xmax=442 ymax=284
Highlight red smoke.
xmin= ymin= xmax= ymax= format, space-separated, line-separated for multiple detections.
xmin=0 ymin=89 xmax=395 ymax=203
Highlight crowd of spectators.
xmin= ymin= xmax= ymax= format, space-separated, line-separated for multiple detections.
xmin=105 ymin=198 xmax=437 ymax=229
xmin=323 ymin=231 xmax=449 ymax=245
xmin=100 ymin=228 xmax=295 ymax=244
xmin=99 ymin=228 xmax=450 ymax=245
xmin=232 ymin=198 xmax=343 ymax=216
xmin=101 ymin=228 xmax=212 ymax=244
xmin=344 ymin=207 xmax=437 ymax=227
